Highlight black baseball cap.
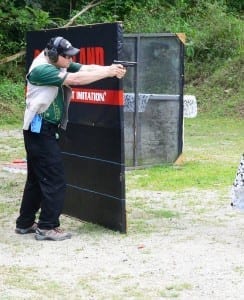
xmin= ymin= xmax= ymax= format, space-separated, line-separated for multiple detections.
xmin=59 ymin=38 xmax=80 ymax=56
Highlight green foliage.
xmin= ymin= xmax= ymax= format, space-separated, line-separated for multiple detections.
xmin=0 ymin=0 xmax=60 ymax=56
xmin=0 ymin=58 xmax=26 ymax=82
xmin=123 ymin=0 xmax=243 ymax=82
xmin=225 ymin=0 xmax=244 ymax=12
xmin=0 ymin=0 xmax=243 ymax=120
xmin=187 ymin=2 xmax=242 ymax=62
xmin=186 ymin=55 xmax=244 ymax=118
xmin=30 ymin=0 xmax=72 ymax=19
xmin=0 ymin=79 xmax=25 ymax=125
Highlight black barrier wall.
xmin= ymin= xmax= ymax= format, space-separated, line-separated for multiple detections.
xmin=26 ymin=23 xmax=127 ymax=233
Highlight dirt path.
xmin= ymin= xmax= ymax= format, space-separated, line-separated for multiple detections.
xmin=0 ymin=130 xmax=243 ymax=299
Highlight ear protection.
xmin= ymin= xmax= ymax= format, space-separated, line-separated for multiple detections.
xmin=46 ymin=36 xmax=64 ymax=63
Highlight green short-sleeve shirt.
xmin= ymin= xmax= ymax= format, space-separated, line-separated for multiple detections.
xmin=28 ymin=62 xmax=81 ymax=124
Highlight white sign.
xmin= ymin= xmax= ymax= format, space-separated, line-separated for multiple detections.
xmin=183 ymin=95 xmax=197 ymax=118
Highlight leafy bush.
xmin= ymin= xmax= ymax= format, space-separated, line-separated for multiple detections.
xmin=0 ymin=0 xmax=59 ymax=56
xmin=188 ymin=3 xmax=242 ymax=63
xmin=0 ymin=79 xmax=25 ymax=125
xmin=186 ymin=55 xmax=244 ymax=118
xmin=123 ymin=1 xmax=243 ymax=82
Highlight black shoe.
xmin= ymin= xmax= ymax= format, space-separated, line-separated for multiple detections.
xmin=15 ymin=223 xmax=38 ymax=234
xmin=35 ymin=228 xmax=72 ymax=241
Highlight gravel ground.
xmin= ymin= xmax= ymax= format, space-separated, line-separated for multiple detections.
xmin=0 ymin=130 xmax=244 ymax=299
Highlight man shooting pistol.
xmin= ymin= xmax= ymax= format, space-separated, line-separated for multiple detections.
xmin=113 ymin=60 xmax=137 ymax=68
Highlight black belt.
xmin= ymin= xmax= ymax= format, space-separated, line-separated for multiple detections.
xmin=41 ymin=120 xmax=59 ymax=136
xmin=42 ymin=119 xmax=59 ymax=128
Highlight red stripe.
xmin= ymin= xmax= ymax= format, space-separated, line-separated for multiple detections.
xmin=71 ymin=88 xmax=124 ymax=106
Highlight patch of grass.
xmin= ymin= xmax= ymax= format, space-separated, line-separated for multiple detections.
xmin=0 ymin=174 xmax=24 ymax=198
xmin=0 ymin=265 xmax=72 ymax=299
xmin=127 ymin=195 xmax=180 ymax=234
xmin=184 ymin=116 xmax=244 ymax=156
xmin=0 ymin=134 xmax=25 ymax=162
xmin=126 ymin=161 xmax=236 ymax=191
xmin=128 ymin=218 xmax=156 ymax=234
xmin=0 ymin=201 xmax=17 ymax=218
xmin=159 ymin=282 xmax=193 ymax=298
xmin=149 ymin=209 xmax=179 ymax=219
xmin=126 ymin=116 xmax=244 ymax=192
xmin=233 ymin=266 xmax=244 ymax=275
xmin=77 ymin=273 xmax=156 ymax=299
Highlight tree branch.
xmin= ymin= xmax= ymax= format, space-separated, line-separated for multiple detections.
xmin=0 ymin=50 xmax=26 ymax=65
xmin=63 ymin=0 xmax=104 ymax=27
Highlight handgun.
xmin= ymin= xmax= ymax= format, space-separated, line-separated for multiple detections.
xmin=113 ymin=60 xmax=137 ymax=67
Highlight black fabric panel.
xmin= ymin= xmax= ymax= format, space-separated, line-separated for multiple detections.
xmin=63 ymin=187 xmax=126 ymax=233
xmin=68 ymin=102 xmax=122 ymax=129
xmin=62 ymin=152 xmax=124 ymax=198
xmin=61 ymin=125 xmax=123 ymax=163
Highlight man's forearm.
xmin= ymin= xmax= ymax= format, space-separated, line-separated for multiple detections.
xmin=64 ymin=67 xmax=111 ymax=85
xmin=64 ymin=64 xmax=126 ymax=86
xmin=81 ymin=64 xmax=105 ymax=71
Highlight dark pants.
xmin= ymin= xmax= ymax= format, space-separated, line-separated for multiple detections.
xmin=16 ymin=121 xmax=66 ymax=230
